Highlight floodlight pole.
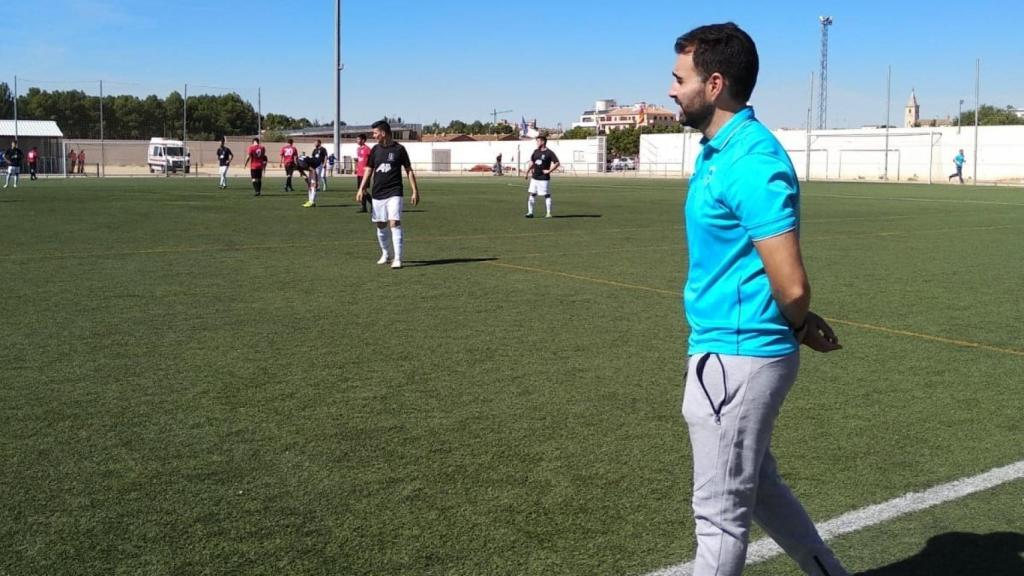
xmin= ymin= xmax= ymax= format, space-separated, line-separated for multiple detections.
xmin=884 ymin=65 xmax=891 ymax=180
xmin=257 ymin=87 xmax=262 ymax=137
xmin=973 ymin=58 xmax=979 ymax=185
xmin=99 ymin=80 xmax=105 ymax=177
xmin=957 ymin=98 xmax=964 ymax=135
xmin=183 ymin=83 xmax=188 ymax=150
xmin=13 ymin=75 xmax=17 ymax=141
xmin=806 ymin=71 xmax=813 ymax=182
xmin=333 ymin=0 xmax=342 ymax=172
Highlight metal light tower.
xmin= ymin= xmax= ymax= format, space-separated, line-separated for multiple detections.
xmin=817 ymin=16 xmax=833 ymax=130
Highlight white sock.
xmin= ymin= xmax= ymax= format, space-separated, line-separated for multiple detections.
xmin=308 ymin=185 xmax=316 ymax=203
xmin=391 ymin=226 xmax=404 ymax=261
xmin=376 ymin=227 xmax=391 ymax=256
xmin=545 ymin=196 xmax=552 ymax=215
xmin=527 ymin=194 xmax=535 ymax=214
xmin=3 ymin=173 xmax=9 ymax=187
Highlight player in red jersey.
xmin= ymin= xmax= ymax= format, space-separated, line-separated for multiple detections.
xmin=355 ymin=133 xmax=371 ymax=212
xmin=280 ymin=138 xmax=298 ymax=192
xmin=244 ymin=137 xmax=268 ymax=196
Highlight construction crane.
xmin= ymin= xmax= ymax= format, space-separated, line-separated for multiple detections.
xmin=490 ymin=108 xmax=513 ymax=124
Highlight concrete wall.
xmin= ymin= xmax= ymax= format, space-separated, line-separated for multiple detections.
xmin=639 ymin=125 xmax=1024 ymax=184
xmin=66 ymin=138 xmax=605 ymax=177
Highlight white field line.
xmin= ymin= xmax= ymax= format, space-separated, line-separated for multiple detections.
xmin=804 ymin=192 xmax=1024 ymax=207
xmin=643 ymin=459 xmax=1024 ymax=576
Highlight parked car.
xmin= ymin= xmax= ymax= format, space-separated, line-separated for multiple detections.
xmin=610 ymin=157 xmax=635 ymax=170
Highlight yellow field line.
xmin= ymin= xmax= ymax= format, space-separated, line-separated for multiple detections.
xmin=484 ymin=261 xmax=1024 ymax=358
xmin=824 ymin=318 xmax=1024 ymax=357
xmin=483 ymin=261 xmax=679 ymax=296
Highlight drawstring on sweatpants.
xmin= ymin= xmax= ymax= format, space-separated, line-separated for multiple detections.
xmin=695 ymin=352 xmax=727 ymax=424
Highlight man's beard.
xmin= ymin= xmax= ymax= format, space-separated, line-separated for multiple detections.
xmin=680 ymin=99 xmax=715 ymax=131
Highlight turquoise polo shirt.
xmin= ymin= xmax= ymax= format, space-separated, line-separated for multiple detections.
xmin=954 ymin=153 xmax=965 ymax=167
xmin=684 ymin=106 xmax=800 ymax=357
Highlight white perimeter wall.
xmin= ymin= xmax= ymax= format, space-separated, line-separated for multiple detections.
xmin=330 ymin=138 xmax=603 ymax=175
xmin=639 ymin=125 xmax=1024 ymax=183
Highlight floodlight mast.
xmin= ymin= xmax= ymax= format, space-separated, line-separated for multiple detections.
xmin=333 ymin=0 xmax=342 ymax=167
xmin=818 ymin=16 xmax=833 ymax=129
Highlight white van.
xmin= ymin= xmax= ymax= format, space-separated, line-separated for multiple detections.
xmin=148 ymin=138 xmax=191 ymax=174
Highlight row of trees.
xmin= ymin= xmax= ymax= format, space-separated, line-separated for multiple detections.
xmin=561 ymin=124 xmax=686 ymax=157
xmin=0 ymin=83 xmax=314 ymax=140
xmin=422 ymin=120 xmax=516 ymax=135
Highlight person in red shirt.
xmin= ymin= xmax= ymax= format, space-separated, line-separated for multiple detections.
xmin=279 ymin=138 xmax=298 ymax=192
xmin=244 ymin=137 xmax=268 ymax=196
xmin=77 ymin=149 xmax=86 ymax=175
xmin=27 ymin=147 xmax=39 ymax=180
xmin=355 ymin=133 xmax=371 ymax=212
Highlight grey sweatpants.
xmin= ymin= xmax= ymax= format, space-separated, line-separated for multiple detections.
xmin=682 ymin=352 xmax=848 ymax=576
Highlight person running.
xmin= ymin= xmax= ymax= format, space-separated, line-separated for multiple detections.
xmin=243 ymin=137 xmax=268 ymax=196
xmin=669 ymin=22 xmax=848 ymax=576
xmin=27 ymin=146 xmax=39 ymax=180
xmin=3 ymin=141 xmax=24 ymax=188
xmin=312 ymin=139 xmax=329 ymax=190
xmin=355 ymin=120 xmax=420 ymax=269
xmin=948 ymin=149 xmax=966 ymax=184
xmin=355 ymin=133 xmax=371 ymax=212
xmin=523 ymin=134 xmax=559 ymax=218
xmin=216 ymin=137 xmax=234 ymax=189
xmin=280 ymin=138 xmax=298 ymax=191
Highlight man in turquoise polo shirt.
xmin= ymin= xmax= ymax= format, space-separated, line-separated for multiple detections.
xmin=669 ymin=22 xmax=848 ymax=576
xmin=948 ymin=149 xmax=966 ymax=184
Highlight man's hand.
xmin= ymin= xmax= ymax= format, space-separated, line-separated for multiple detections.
xmin=799 ymin=311 xmax=842 ymax=352
xmin=410 ymin=190 xmax=420 ymax=206
xmin=355 ymin=189 xmax=364 ymax=203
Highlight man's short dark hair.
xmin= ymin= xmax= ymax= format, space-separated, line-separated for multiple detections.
xmin=675 ymin=22 xmax=759 ymax=103
xmin=357 ymin=133 xmax=366 ymax=141
xmin=536 ymin=133 xmax=548 ymax=143
xmin=371 ymin=120 xmax=392 ymax=137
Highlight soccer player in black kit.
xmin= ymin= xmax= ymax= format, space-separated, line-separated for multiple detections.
xmin=355 ymin=120 xmax=420 ymax=269
xmin=523 ymin=134 xmax=559 ymax=218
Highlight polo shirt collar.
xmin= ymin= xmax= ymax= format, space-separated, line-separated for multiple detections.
xmin=700 ymin=106 xmax=756 ymax=151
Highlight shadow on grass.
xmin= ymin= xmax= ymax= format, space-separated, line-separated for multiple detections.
xmin=552 ymin=214 xmax=602 ymax=219
xmin=402 ymin=257 xmax=497 ymax=267
xmin=856 ymin=532 xmax=1024 ymax=576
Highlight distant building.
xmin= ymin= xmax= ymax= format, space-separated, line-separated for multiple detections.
xmin=573 ymin=99 xmax=678 ymax=131
xmin=904 ymin=89 xmax=920 ymax=128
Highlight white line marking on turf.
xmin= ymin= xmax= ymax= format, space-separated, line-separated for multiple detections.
xmin=804 ymin=192 xmax=1024 ymax=207
xmin=642 ymin=459 xmax=1024 ymax=576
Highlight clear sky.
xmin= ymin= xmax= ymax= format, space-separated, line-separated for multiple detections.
xmin=8 ymin=0 xmax=1023 ymax=130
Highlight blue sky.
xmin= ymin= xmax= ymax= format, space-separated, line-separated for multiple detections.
xmin=8 ymin=0 xmax=1024 ymax=130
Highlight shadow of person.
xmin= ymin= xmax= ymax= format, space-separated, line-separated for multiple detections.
xmin=551 ymin=214 xmax=601 ymax=218
xmin=856 ymin=532 xmax=1024 ymax=576
xmin=402 ymin=257 xmax=497 ymax=267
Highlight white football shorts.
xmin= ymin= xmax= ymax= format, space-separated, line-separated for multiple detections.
xmin=371 ymin=196 xmax=403 ymax=223
xmin=528 ymin=178 xmax=550 ymax=196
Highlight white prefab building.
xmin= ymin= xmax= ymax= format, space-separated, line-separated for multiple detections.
xmin=0 ymin=120 xmax=65 ymax=174
xmin=639 ymin=125 xmax=1024 ymax=184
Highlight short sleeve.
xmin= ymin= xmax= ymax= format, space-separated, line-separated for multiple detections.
xmin=400 ymin=147 xmax=412 ymax=170
xmin=549 ymin=151 xmax=560 ymax=164
xmin=366 ymin=147 xmax=377 ymax=169
xmin=722 ymin=153 xmax=798 ymax=242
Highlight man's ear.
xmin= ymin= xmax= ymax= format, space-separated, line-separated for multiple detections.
xmin=706 ymin=72 xmax=728 ymax=102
